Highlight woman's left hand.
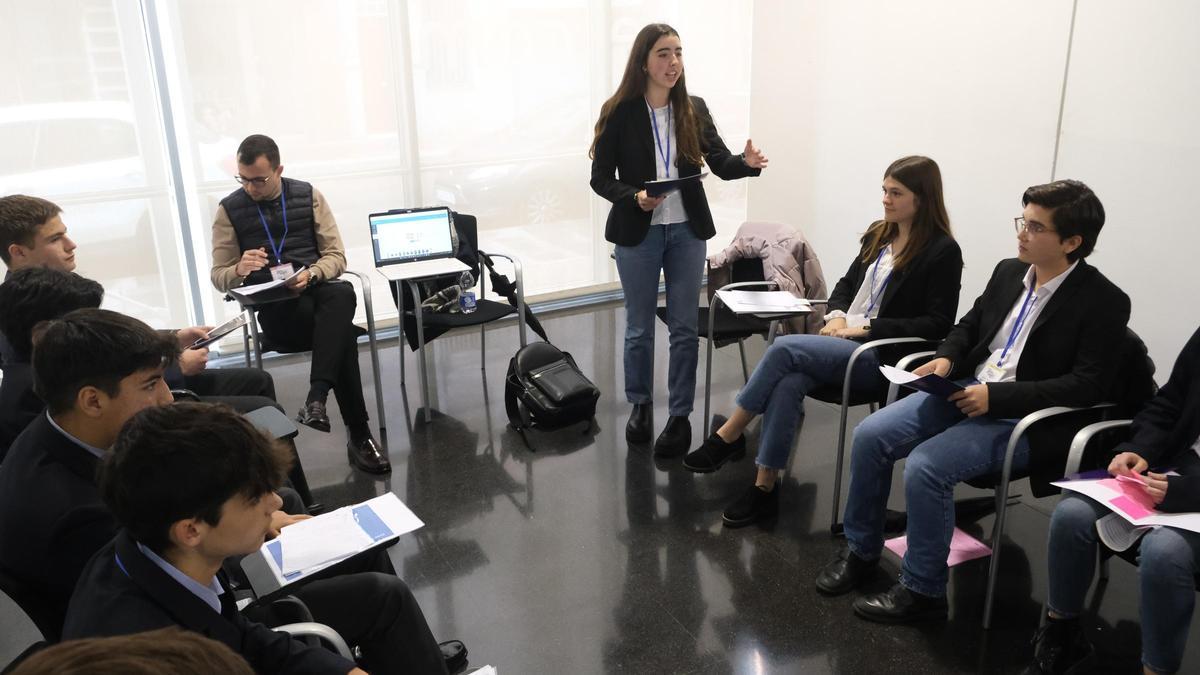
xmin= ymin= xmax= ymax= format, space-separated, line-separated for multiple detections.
xmin=831 ymin=326 xmax=869 ymax=340
xmin=742 ymin=139 xmax=768 ymax=169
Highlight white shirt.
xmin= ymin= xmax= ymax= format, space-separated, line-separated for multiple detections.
xmin=136 ymin=542 xmax=225 ymax=614
xmin=1190 ymin=432 xmax=1200 ymax=460
xmin=974 ymin=261 xmax=1078 ymax=384
xmin=825 ymin=245 xmax=895 ymax=328
xmin=648 ymin=103 xmax=688 ymax=226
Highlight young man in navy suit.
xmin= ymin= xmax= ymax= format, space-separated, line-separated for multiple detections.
xmin=0 ymin=309 xmax=458 ymax=672
xmin=815 ymin=180 xmax=1132 ymax=623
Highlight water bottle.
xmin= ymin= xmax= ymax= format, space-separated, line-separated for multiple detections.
xmin=458 ymin=271 xmax=477 ymax=314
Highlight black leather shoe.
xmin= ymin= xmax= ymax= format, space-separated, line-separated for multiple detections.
xmin=1021 ymin=619 xmax=1095 ymax=675
xmin=653 ymin=415 xmax=691 ymax=457
xmin=626 ymin=403 xmax=652 ymax=443
xmin=815 ymin=545 xmax=879 ymax=596
xmin=296 ymin=401 xmax=331 ymax=432
xmin=722 ymin=483 xmax=778 ymax=527
xmin=853 ymin=582 xmax=948 ymax=623
xmin=347 ymin=436 xmax=391 ymax=474
xmin=440 ymin=639 xmax=468 ymax=674
xmin=683 ymin=431 xmax=746 ymax=473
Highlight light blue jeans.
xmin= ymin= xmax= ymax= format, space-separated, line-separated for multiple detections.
xmin=1048 ymin=493 xmax=1200 ymax=674
xmin=734 ymin=335 xmax=883 ymax=469
xmin=842 ymin=381 xmax=1031 ymax=597
xmin=614 ymin=222 xmax=706 ymax=417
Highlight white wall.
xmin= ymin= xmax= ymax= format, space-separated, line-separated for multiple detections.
xmin=748 ymin=0 xmax=1200 ymax=377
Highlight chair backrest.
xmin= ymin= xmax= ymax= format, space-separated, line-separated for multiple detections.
xmin=0 ymin=566 xmax=61 ymax=643
xmin=1111 ymin=328 xmax=1157 ymax=416
xmin=730 ymin=257 xmax=765 ymax=284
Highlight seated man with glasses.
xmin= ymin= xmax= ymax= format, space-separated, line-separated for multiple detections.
xmin=814 ymin=179 xmax=1132 ymax=623
xmin=210 ymin=134 xmax=388 ymax=474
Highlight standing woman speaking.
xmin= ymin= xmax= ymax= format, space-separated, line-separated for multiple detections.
xmin=590 ymin=23 xmax=767 ymax=457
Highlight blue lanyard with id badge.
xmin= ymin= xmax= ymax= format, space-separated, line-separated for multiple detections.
xmin=979 ymin=285 xmax=1037 ymax=383
xmin=255 ymin=183 xmax=293 ymax=281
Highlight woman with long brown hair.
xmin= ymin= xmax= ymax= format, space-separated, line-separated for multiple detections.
xmin=684 ymin=156 xmax=963 ymax=528
xmin=590 ymin=23 xmax=767 ymax=457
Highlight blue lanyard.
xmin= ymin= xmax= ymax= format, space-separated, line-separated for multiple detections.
xmin=647 ymin=100 xmax=671 ymax=177
xmin=254 ymin=182 xmax=289 ymax=264
xmin=864 ymin=246 xmax=893 ymax=315
xmin=997 ymin=285 xmax=1037 ymax=367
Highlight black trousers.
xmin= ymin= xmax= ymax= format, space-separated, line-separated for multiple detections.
xmin=254 ymin=281 xmax=369 ymax=427
xmin=183 ymin=366 xmax=277 ymax=400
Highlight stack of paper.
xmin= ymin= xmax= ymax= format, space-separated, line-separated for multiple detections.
xmin=267 ymin=493 xmax=424 ymax=580
xmin=715 ymin=289 xmax=812 ymax=314
xmin=1052 ymin=474 xmax=1200 ymax=536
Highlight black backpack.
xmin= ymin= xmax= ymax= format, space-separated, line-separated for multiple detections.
xmin=505 ymin=341 xmax=600 ymax=445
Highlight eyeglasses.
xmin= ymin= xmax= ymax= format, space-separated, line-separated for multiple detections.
xmin=1014 ymin=216 xmax=1054 ymax=235
xmin=235 ymin=174 xmax=272 ymax=186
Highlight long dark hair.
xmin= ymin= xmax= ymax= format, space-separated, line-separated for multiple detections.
xmin=588 ymin=23 xmax=703 ymax=167
xmin=860 ymin=155 xmax=953 ymax=270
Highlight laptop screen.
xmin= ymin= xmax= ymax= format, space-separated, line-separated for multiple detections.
xmin=369 ymin=208 xmax=455 ymax=265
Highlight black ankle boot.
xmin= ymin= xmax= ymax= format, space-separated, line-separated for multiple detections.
xmin=626 ymin=403 xmax=652 ymax=443
xmin=653 ymin=415 xmax=691 ymax=457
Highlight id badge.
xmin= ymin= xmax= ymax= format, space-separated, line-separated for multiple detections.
xmin=977 ymin=363 xmax=1007 ymax=383
xmin=269 ymin=263 xmax=295 ymax=281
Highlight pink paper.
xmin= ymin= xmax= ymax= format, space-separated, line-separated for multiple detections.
xmin=1097 ymin=478 xmax=1158 ymax=515
xmin=884 ymin=527 xmax=992 ymax=566
xmin=1110 ymin=495 xmax=1155 ymax=520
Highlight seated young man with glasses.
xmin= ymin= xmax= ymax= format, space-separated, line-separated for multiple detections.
xmin=814 ymin=180 xmax=1131 ymax=623
xmin=210 ymin=134 xmax=388 ymax=475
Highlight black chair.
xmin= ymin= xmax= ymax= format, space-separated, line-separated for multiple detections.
xmin=393 ymin=213 xmax=528 ymax=423
xmin=970 ymin=328 xmax=1156 ymax=628
xmin=228 ymin=270 xmax=386 ymax=438
xmin=0 ymin=566 xmax=60 ymax=644
xmin=1063 ymin=420 xmax=1200 ymax=591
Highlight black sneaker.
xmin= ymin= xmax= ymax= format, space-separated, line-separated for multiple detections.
xmin=1021 ymin=618 xmax=1095 ymax=675
xmin=722 ymin=483 xmax=779 ymax=528
xmin=682 ymin=432 xmax=747 ymax=473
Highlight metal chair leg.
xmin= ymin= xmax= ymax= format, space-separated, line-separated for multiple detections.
xmin=248 ymin=311 xmax=264 ymax=369
xmin=241 ymin=324 xmax=252 ymax=368
xmin=737 ymin=339 xmax=749 ymax=382
xmin=409 ymin=283 xmax=431 ymax=423
xmin=395 ymin=281 xmax=406 ymax=386
xmin=357 ymin=274 xmax=386 ymax=435
xmin=702 ymin=297 xmax=719 ymax=428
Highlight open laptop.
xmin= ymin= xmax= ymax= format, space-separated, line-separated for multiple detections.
xmin=369 ymin=206 xmax=470 ymax=281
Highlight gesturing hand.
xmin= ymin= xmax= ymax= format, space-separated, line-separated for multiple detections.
xmin=742 ymin=139 xmax=768 ymax=169
xmin=236 ymin=248 xmax=270 ymax=277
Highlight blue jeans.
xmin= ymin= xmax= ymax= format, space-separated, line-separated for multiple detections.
xmin=614 ymin=222 xmax=706 ymax=417
xmin=734 ymin=335 xmax=882 ymax=469
xmin=1048 ymin=493 xmax=1200 ymax=674
xmin=842 ymin=381 xmax=1031 ymax=597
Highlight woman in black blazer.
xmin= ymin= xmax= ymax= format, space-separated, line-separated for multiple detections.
xmin=683 ymin=156 xmax=964 ymax=527
xmin=590 ymin=23 xmax=766 ymax=457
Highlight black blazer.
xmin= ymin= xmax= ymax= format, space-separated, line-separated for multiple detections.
xmin=826 ymin=232 xmax=963 ymax=363
xmin=63 ymin=530 xmax=354 ymax=674
xmin=0 ymin=413 xmax=118 ymax=634
xmin=934 ymin=259 xmax=1131 ymax=493
xmin=0 ymin=360 xmax=43 ymax=461
xmin=1112 ymin=325 xmax=1200 ymax=513
xmin=590 ymin=96 xmax=760 ymax=246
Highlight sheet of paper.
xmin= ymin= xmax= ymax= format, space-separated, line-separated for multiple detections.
xmin=278 ymin=506 xmax=375 ymax=575
xmin=235 ymin=265 xmax=306 ymax=296
xmin=361 ymin=493 xmax=425 ymax=536
xmin=715 ymin=289 xmax=811 ymax=314
xmin=1052 ymin=476 xmax=1200 ymax=534
xmin=878 ymin=365 xmax=964 ymax=397
xmin=884 ymin=527 xmax=991 ymax=566
xmin=1095 ymin=512 xmax=1156 ymax=552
